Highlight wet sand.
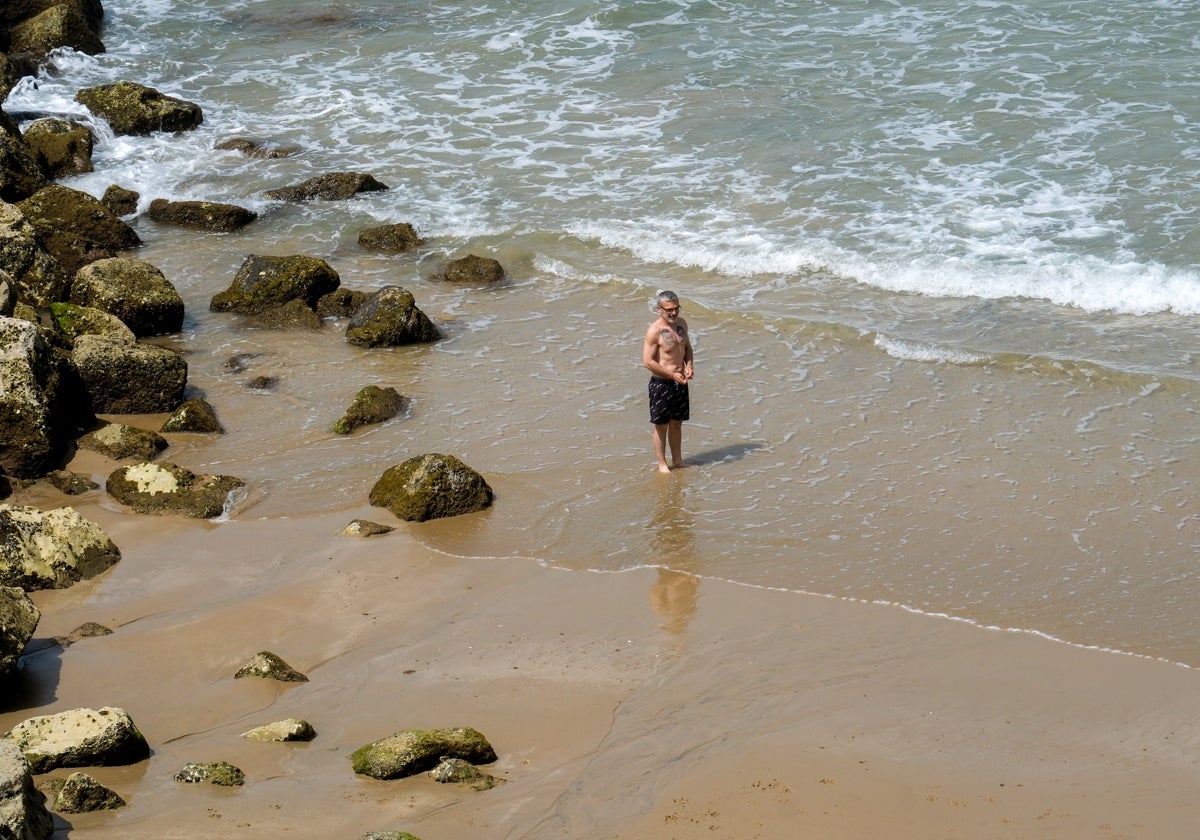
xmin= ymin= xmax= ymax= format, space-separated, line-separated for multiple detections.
xmin=4 ymin=496 xmax=1198 ymax=839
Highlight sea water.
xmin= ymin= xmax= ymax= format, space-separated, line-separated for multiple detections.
xmin=6 ymin=0 xmax=1199 ymax=664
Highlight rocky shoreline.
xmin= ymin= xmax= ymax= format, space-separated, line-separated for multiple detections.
xmin=1 ymin=5 xmax=505 ymax=837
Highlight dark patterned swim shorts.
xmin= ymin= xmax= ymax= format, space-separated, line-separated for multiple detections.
xmin=648 ymin=377 xmax=690 ymax=424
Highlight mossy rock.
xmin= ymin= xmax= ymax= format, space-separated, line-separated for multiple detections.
xmin=345 ymin=286 xmax=440 ymax=348
xmin=160 ymin=397 xmax=223 ymax=433
xmin=174 ymin=762 xmax=244 ymax=787
xmin=368 ymin=454 xmax=493 ymax=522
xmin=358 ymin=223 xmax=421 ymax=253
xmin=74 ymin=81 xmax=203 ymax=136
xmin=147 ymin=198 xmax=257 ymax=232
xmin=210 ymin=254 xmax=340 ymax=315
xmin=47 ymin=302 xmax=136 ymax=344
xmin=76 ymin=421 xmax=168 ymax=461
xmin=350 ymin=727 xmax=497 ymax=780
xmin=332 ymin=385 xmax=407 ymax=434
xmin=105 ymin=462 xmax=244 ymax=519
xmin=234 ymin=650 xmax=308 ymax=683
xmin=443 ymin=253 xmax=504 ymax=284
xmin=263 ymin=172 xmax=388 ymax=202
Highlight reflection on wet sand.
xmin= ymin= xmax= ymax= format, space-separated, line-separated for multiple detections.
xmin=647 ymin=477 xmax=700 ymax=636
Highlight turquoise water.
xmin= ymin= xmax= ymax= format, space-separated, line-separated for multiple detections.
xmin=7 ymin=0 xmax=1200 ymax=664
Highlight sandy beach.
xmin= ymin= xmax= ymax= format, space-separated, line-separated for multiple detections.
xmin=5 ymin=488 xmax=1198 ymax=839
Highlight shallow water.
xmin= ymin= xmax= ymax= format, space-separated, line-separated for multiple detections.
xmin=6 ymin=0 xmax=1200 ymax=665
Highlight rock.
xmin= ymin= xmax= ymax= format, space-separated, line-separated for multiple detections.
xmin=341 ymin=519 xmax=393 ymax=538
xmin=147 ymin=198 xmax=257 ymax=232
xmin=362 ymin=833 xmax=421 ymax=840
xmin=0 ymin=585 xmax=39 ymax=678
xmin=0 ymin=271 xmax=13 ymax=317
xmin=0 ymin=55 xmax=17 ymax=104
xmin=17 ymin=185 xmax=141 ymax=277
xmin=45 ymin=771 xmax=125 ymax=812
xmin=345 ymin=286 xmax=440 ymax=348
xmin=244 ymin=375 xmax=276 ymax=391
xmin=332 ymin=385 xmax=407 ymax=434
xmin=69 ymin=257 xmax=184 ymax=337
xmin=0 ymin=201 xmax=66 ymax=306
xmin=47 ymin=302 xmax=137 ymax=344
xmin=368 ymin=454 xmax=494 ymax=522
xmin=173 ymin=762 xmax=244 ymax=787
xmin=160 ymin=397 xmax=223 ymax=433
xmin=0 ymin=739 xmax=53 ymax=840
xmin=74 ymin=81 xmax=203 ymax=136
xmin=0 ymin=126 xmax=48 ymax=204
xmin=8 ymin=4 xmax=105 ymax=57
xmin=357 ymin=223 xmax=421 ymax=253
xmin=316 ymin=287 xmax=369 ymax=318
xmin=245 ymin=297 xmax=324 ymax=330
xmin=71 ymin=334 xmax=187 ymax=414
xmin=0 ymin=2 xmax=104 ymax=31
xmin=350 ymin=727 xmax=497 ymax=781
xmin=240 ymin=719 xmax=316 ymax=742
xmin=51 ymin=621 xmax=111 ymax=648
xmin=101 ymin=184 xmax=139 ymax=217
xmin=0 ymin=316 xmax=94 ymax=478
xmin=210 ymin=253 xmax=340 ymax=315
xmin=76 ymin=421 xmax=168 ymax=461
xmin=213 ymin=137 xmax=298 ymax=159
xmin=105 ymin=462 xmax=244 ymax=519
xmin=4 ymin=707 xmax=149 ymax=774
xmin=443 ymin=253 xmax=504 ymax=284
xmin=43 ymin=469 xmax=97 ymax=495
xmin=263 ymin=172 xmax=388 ymax=202
xmin=23 ymin=119 xmax=94 ymax=179
xmin=234 ymin=651 xmax=308 ymax=683
xmin=0 ymin=503 xmax=120 ymax=590
xmin=428 ymin=757 xmax=505 ymax=791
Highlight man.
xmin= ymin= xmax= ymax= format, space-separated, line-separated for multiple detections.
xmin=642 ymin=290 xmax=694 ymax=473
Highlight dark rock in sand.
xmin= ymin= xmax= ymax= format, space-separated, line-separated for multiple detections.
xmin=0 ymin=201 xmax=66 ymax=306
xmin=350 ymin=727 xmax=497 ymax=781
xmin=429 ymin=756 xmax=506 ymax=790
xmin=240 ymin=718 xmax=317 ymax=742
xmin=101 ymin=184 xmax=139 ymax=217
xmin=5 ymin=706 xmax=148 ymax=774
xmin=47 ymin=302 xmax=136 ymax=344
xmin=43 ymin=771 xmax=126 ymax=813
xmin=8 ymin=4 xmax=104 ymax=57
xmin=443 ymin=253 xmax=504 ymax=284
xmin=214 ymin=137 xmax=299 ymax=159
xmin=263 ymin=171 xmax=388 ymax=202
xmin=0 ymin=585 xmax=39 ymax=678
xmin=316 ymin=287 xmax=369 ymax=318
xmin=345 ymin=285 xmax=440 ymax=348
xmin=174 ymin=762 xmax=244 ymax=787
xmin=0 ymin=316 xmax=94 ymax=478
xmin=369 ymin=453 xmax=494 ymax=522
xmin=244 ymin=375 xmax=277 ymax=390
xmin=74 ymin=81 xmax=203 ymax=136
xmin=76 ymin=421 xmax=168 ymax=461
xmin=341 ymin=519 xmax=394 ymax=538
xmin=23 ymin=118 xmax=94 ymax=178
xmin=358 ymin=222 xmax=421 ymax=253
xmin=0 ymin=739 xmax=53 ymax=840
xmin=246 ymin=297 xmax=324 ymax=330
xmin=234 ymin=650 xmax=308 ymax=683
xmin=160 ymin=397 xmax=223 ymax=434
xmin=17 ymin=184 xmax=141 ymax=276
xmin=106 ymin=461 xmax=244 ymax=519
xmin=362 ymin=832 xmax=422 ymax=840
xmin=210 ymin=253 xmax=340 ymax=315
xmin=71 ymin=334 xmax=187 ymax=414
xmin=52 ymin=620 xmax=113 ymax=648
xmin=44 ymin=469 xmax=98 ymax=495
xmin=147 ymin=198 xmax=257 ymax=232
xmin=332 ymin=385 xmax=407 ymax=434
xmin=69 ymin=257 xmax=184 ymax=337
xmin=0 ymin=503 xmax=120 ymax=590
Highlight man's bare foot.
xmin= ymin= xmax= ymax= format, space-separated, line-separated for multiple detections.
xmin=657 ymin=463 xmax=672 ymax=474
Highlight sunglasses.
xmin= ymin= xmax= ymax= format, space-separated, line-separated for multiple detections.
xmin=659 ymin=305 xmax=680 ymax=314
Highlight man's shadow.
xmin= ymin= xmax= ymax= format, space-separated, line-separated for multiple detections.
xmin=685 ymin=441 xmax=766 ymax=467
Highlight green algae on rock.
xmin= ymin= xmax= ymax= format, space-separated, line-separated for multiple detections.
xmin=350 ymin=727 xmax=497 ymax=780
xmin=368 ymin=454 xmax=493 ymax=522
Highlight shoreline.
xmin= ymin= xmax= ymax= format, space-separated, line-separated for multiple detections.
xmin=5 ymin=502 xmax=1199 ymax=838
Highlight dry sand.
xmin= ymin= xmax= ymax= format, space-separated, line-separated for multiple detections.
xmin=3 ymin=491 xmax=1198 ymax=839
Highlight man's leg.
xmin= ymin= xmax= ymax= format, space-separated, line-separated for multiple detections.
xmin=668 ymin=419 xmax=684 ymax=468
xmin=652 ymin=423 xmax=671 ymax=473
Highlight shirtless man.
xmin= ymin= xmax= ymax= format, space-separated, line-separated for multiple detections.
xmin=642 ymin=290 xmax=694 ymax=473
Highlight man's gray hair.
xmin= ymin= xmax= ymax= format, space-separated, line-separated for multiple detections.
xmin=655 ymin=289 xmax=679 ymax=307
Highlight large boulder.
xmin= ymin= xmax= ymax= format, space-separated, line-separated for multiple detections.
xmin=345 ymin=286 xmax=440 ymax=348
xmin=40 ymin=771 xmax=125 ymax=813
xmin=0 ymin=503 xmax=120 ymax=591
xmin=105 ymin=461 xmax=244 ymax=519
xmin=0 ymin=1 xmax=104 ymax=30
xmin=7 ymin=3 xmax=104 ymax=56
xmin=263 ymin=172 xmax=388 ymax=202
xmin=71 ymin=333 xmax=187 ymax=414
xmin=0 ymin=739 xmax=53 ymax=840
xmin=0 ymin=316 xmax=93 ymax=478
xmin=0 ymin=128 xmax=48 ymax=204
xmin=17 ymin=185 xmax=141 ymax=277
xmin=23 ymin=118 xmax=94 ymax=179
xmin=46 ymin=302 xmax=136 ymax=344
xmin=74 ymin=81 xmax=203 ymax=136
xmin=350 ymin=727 xmax=497 ymax=781
xmin=4 ymin=707 xmax=149 ymax=774
xmin=69 ymin=257 xmax=184 ymax=336
xmin=210 ymin=254 xmax=340 ymax=315
xmin=332 ymin=385 xmax=407 ymax=434
xmin=443 ymin=253 xmax=504 ymax=284
xmin=147 ymin=198 xmax=257 ymax=232
xmin=0 ymin=202 xmax=65 ymax=306
xmin=368 ymin=454 xmax=493 ymax=522
xmin=0 ymin=586 xmax=39 ymax=679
